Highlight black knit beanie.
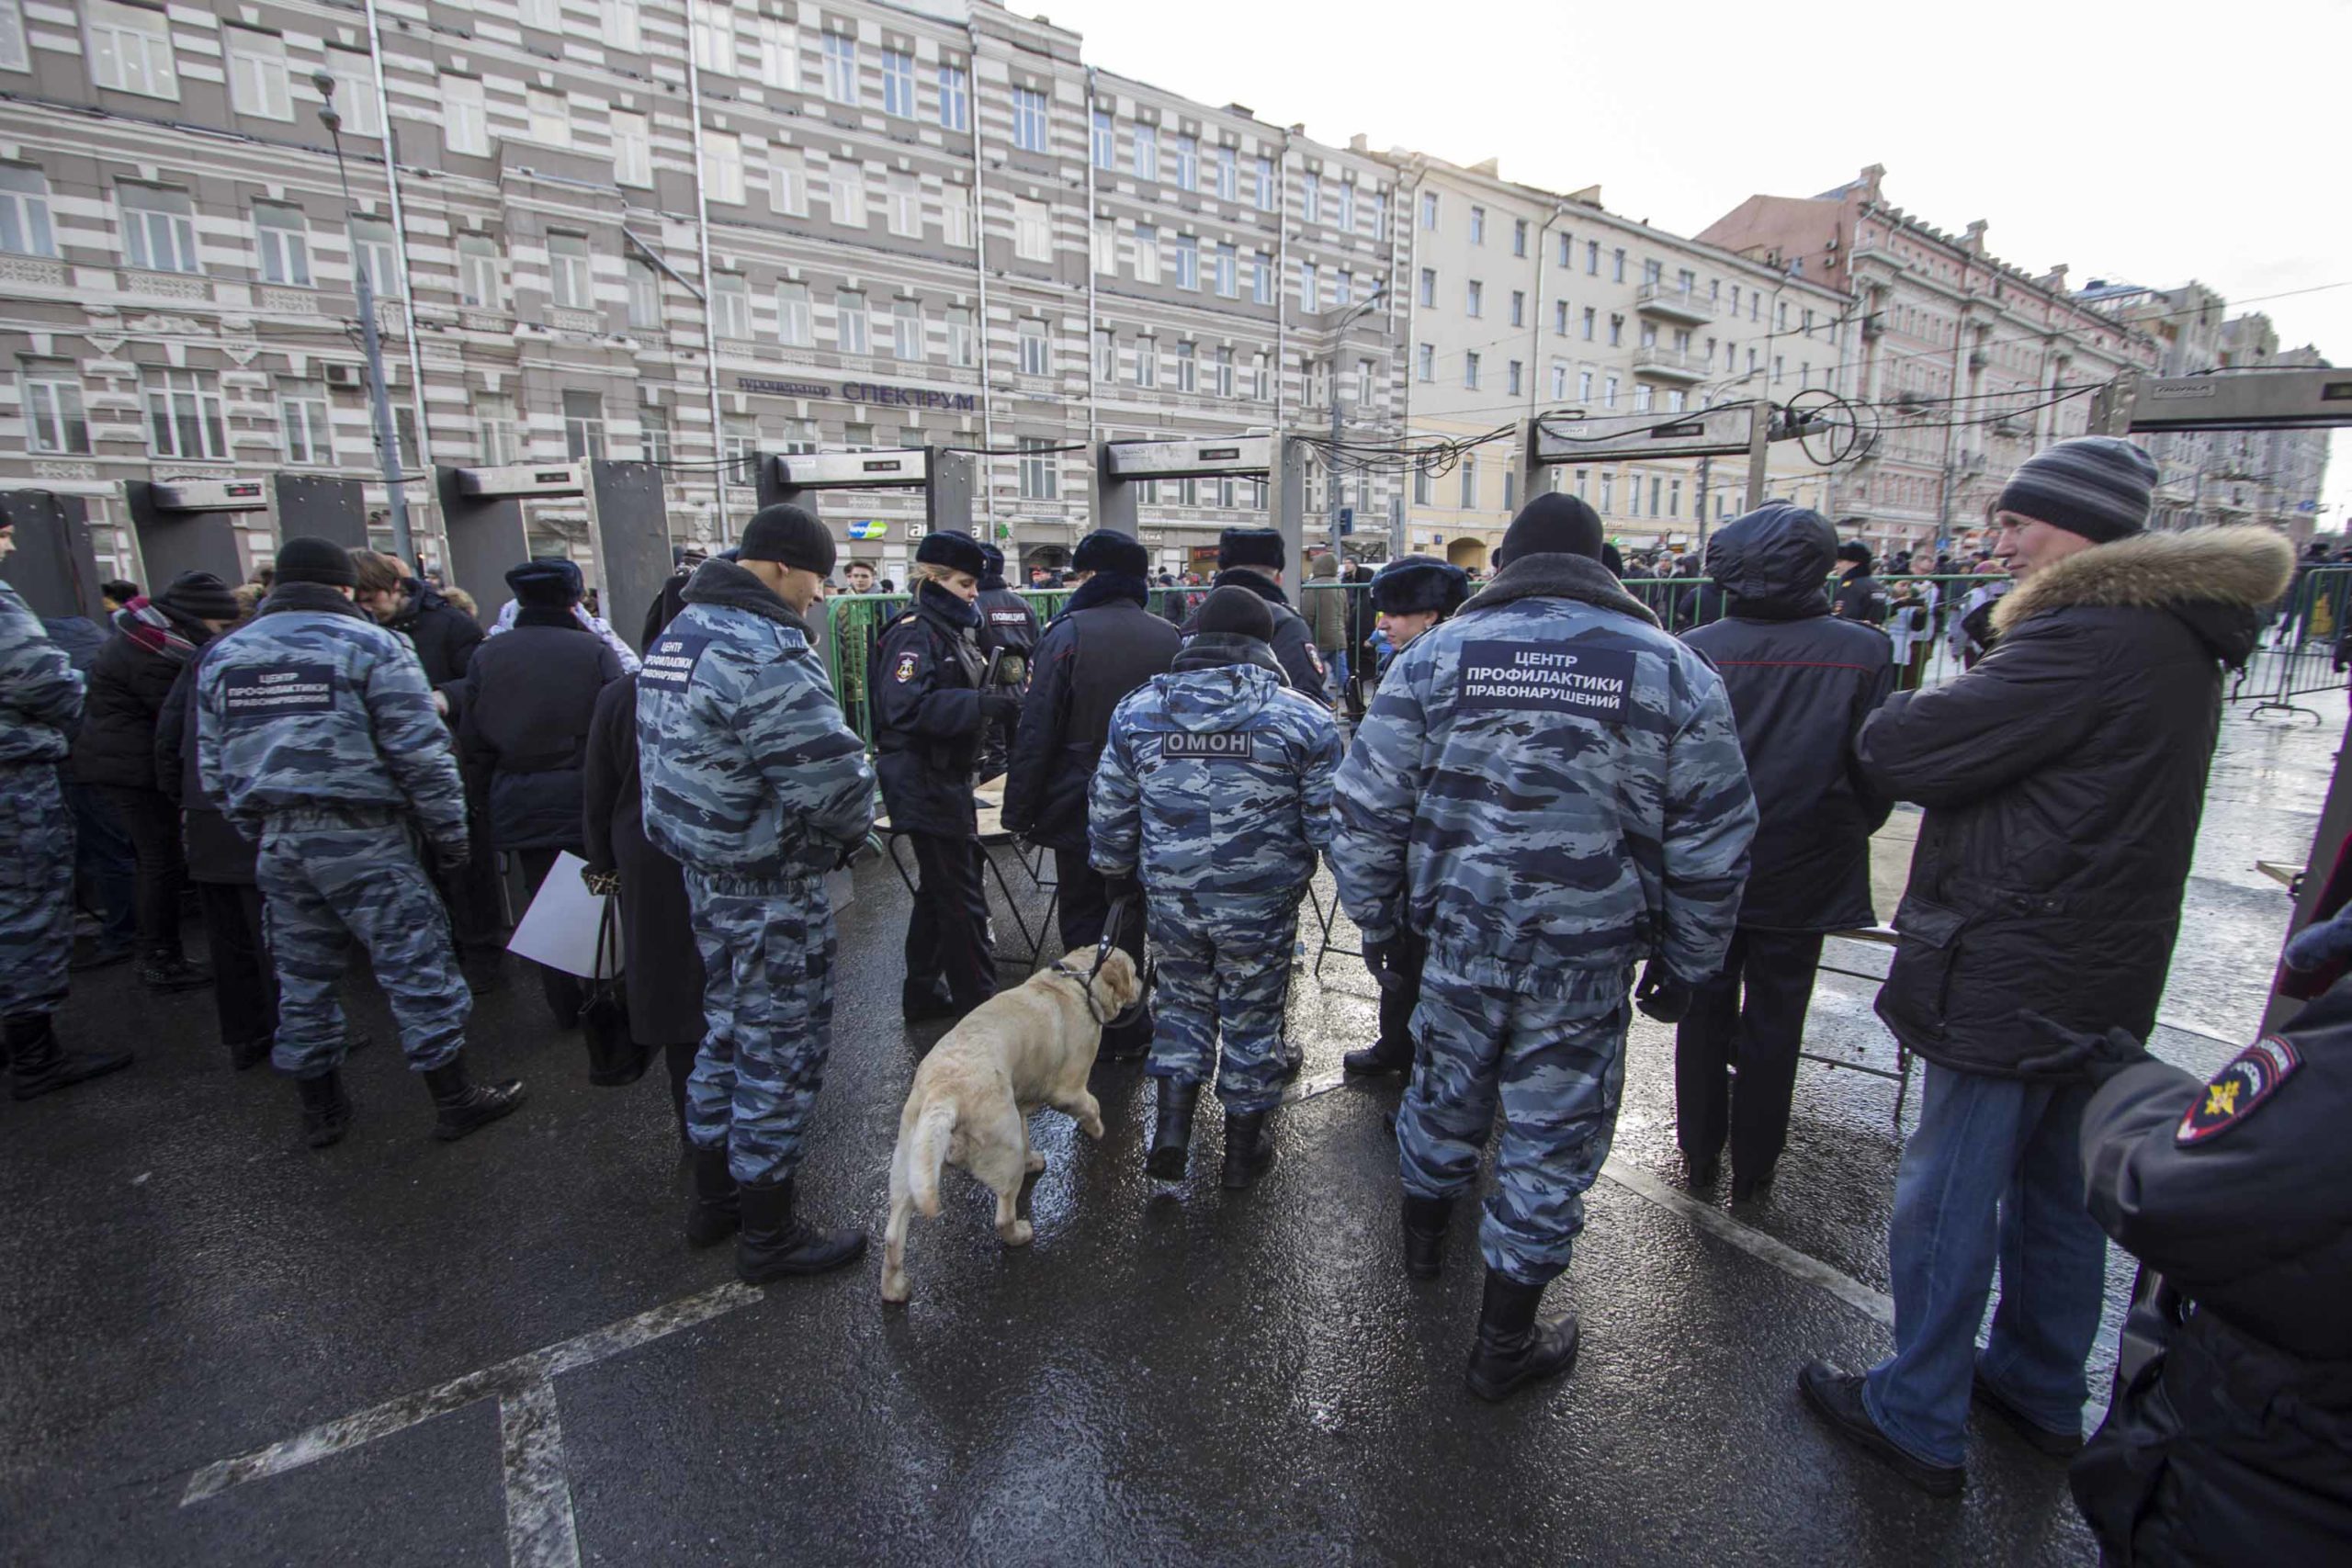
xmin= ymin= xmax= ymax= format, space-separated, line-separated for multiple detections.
xmin=1494 ymin=493 xmax=1602 ymax=568
xmin=739 ymin=503 xmax=836 ymax=577
xmin=275 ymin=536 xmax=358 ymax=587
xmin=156 ymin=570 xmax=242 ymax=622
xmin=1195 ymin=583 xmax=1274 ymax=642
xmin=1995 ymin=436 xmax=2158 ymax=543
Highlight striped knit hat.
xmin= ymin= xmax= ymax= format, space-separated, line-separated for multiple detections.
xmin=1995 ymin=436 xmax=2159 ymax=544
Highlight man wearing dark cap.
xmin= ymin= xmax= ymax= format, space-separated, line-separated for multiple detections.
xmin=1832 ymin=539 xmax=1890 ymax=626
xmin=872 ymin=527 xmax=1016 ymax=1023
xmin=638 ymin=502 xmax=876 ymax=1280
xmin=1092 ymin=583 xmax=1340 ymax=1187
xmin=973 ymin=542 xmax=1038 ymax=782
xmin=1003 ymin=528 xmax=1180 ymax=1060
xmin=1798 ymin=438 xmax=2295 ymax=1495
xmin=1339 ymin=556 xmax=1469 ymax=1080
xmin=1181 ymin=527 xmax=1329 ymax=698
xmin=1332 ymin=491 xmax=1756 ymax=1402
xmin=459 ymin=558 xmax=626 ymax=1027
xmin=198 ymin=537 xmax=525 ymax=1148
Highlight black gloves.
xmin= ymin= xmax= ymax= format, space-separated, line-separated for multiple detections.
xmin=2016 ymin=1011 xmax=2155 ymax=1084
xmin=1103 ymin=872 xmax=1143 ymax=907
xmin=1634 ymin=961 xmax=1694 ymax=1023
xmin=1363 ymin=935 xmax=1408 ymax=991
xmin=978 ymin=692 xmax=1023 ymax=725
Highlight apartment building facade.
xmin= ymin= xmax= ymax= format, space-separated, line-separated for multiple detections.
xmin=1384 ymin=152 xmax=1855 ymax=570
xmin=0 ymin=0 xmax=1404 ymax=590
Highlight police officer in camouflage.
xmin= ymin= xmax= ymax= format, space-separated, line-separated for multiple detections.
xmin=1332 ymin=494 xmax=1756 ymax=1401
xmin=1091 ymin=586 xmax=1341 ymax=1189
xmin=0 ymin=519 xmax=134 ymax=1100
xmin=638 ymin=504 xmax=876 ymax=1281
xmin=196 ymin=537 xmax=524 ymax=1148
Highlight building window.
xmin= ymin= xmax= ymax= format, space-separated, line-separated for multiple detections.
xmin=937 ymin=63 xmax=968 ymax=130
xmin=879 ymin=50 xmax=915 ymax=117
xmin=1302 ymin=171 xmax=1320 ymax=224
xmin=1335 ymin=180 xmax=1356 ymax=233
xmin=1174 ymin=341 xmax=1198 ymax=394
xmin=225 ymin=27 xmax=290 ymax=120
xmin=526 ymin=87 xmax=570 ymax=148
xmin=1459 ymin=457 xmax=1477 ymax=509
xmin=1667 ymin=389 xmax=1686 ymax=413
xmin=142 ymin=367 xmax=225 ymax=459
xmin=1174 ymin=233 xmax=1198 ymax=290
xmin=604 ymin=0 xmax=642 ymax=52
xmin=20 ymin=362 xmax=87 ymax=454
xmin=278 ymin=379 xmax=333 ymax=465
xmin=1216 ymin=346 xmax=1236 ymax=399
xmin=253 ymin=203 xmax=310 ymax=286
xmin=1013 ymin=198 xmax=1052 ymax=263
xmin=711 ymin=274 xmax=750 ymax=339
xmin=1611 ymin=248 xmax=1626 ymax=282
xmin=1214 ymin=242 xmax=1238 ymax=299
xmin=831 ymin=163 xmax=865 ymax=228
xmin=892 ymin=299 xmax=923 ymax=361
xmin=1250 ymin=353 xmax=1270 ymax=400
xmin=1216 ymin=147 xmax=1238 ymax=202
xmin=771 ymin=151 xmax=808 ymax=217
xmin=1603 ymin=375 xmax=1619 ymax=408
xmin=835 ymin=290 xmax=868 ymax=355
xmin=1469 ymin=206 xmax=1486 ymax=245
xmin=0 ymin=0 xmax=24 ymax=73
xmin=612 ymin=110 xmax=651 ymax=187
xmin=1464 ymin=352 xmax=1480 ymax=390
xmin=1018 ymin=317 xmax=1049 ymax=376
xmin=1557 ymin=231 xmax=1572 ymax=268
xmin=1512 ymin=217 xmax=1529 ymax=257
xmin=1417 ymin=343 xmax=1434 ymax=382
xmin=1173 ymin=133 xmax=1199 ymax=192
xmin=1552 ymin=299 xmax=1567 ymax=336
xmin=1132 ymin=223 xmax=1159 ymax=284
xmin=638 ymin=406 xmax=670 ymax=464
xmin=1136 ymin=338 xmax=1158 ymax=389
xmin=940 ymin=307 xmax=970 ymax=368
xmin=1133 ymin=122 xmax=1158 ymax=181
xmin=1419 ymin=190 xmax=1439 ymax=231
xmin=1012 ymin=87 xmax=1049 ymax=154
xmin=1508 ymin=360 xmax=1522 ymax=397
xmin=1251 ymin=251 xmax=1272 ymax=305
xmin=563 ymin=390 xmax=605 ymax=460
xmin=1608 ymin=314 xmax=1623 ymax=347
xmin=1550 ymin=360 xmax=1567 ymax=400
xmin=1634 ymin=385 xmax=1653 ymax=413
xmin=625 ymin=258 xmax=661 ymax=329
xmin=1583 ymin=307 xmax=1596 ymax=341
xmin=1414 ymin=467 xmax=1431 ymax=506
xmin=1465 ymin=280 xmax=1482 ymax=318
xmin=1587 ymin=240 xmax=1599 ymax=275
xmin=322 ymin=47 xmax=379 ymax=136
xmin=1299 ymin=262 xmax=1317 ymax=313
xmin=886 ymin=174 xmax=919 ymax=238
xmin=944 ymin=187 xmax=972 ymax=250
xmin=121 ymin=185 xmax=199 ymax=274
xmin=1018 ymin=436 xmax=1058 ymax=501
xmin=477 ymin=395 xmax=518 ymax=466
xmin=1094 ymin=328 xmax=1114 ymax=382
xmin=704 ymin=130 xmax=743 ymax=204
xmin=1254 ymin=155 xmax=1275 ymax=210
xmin=87 ymin=2 xmax=177 ymax=99
xmin=777 ymin=282 xmax=814 ymax=347
xmin=820 ymin=33 xmax=857 ymax=106
xmin=1091 ymin=108 xmax=1114 ymax=169
xmin=1510 ymin=289 xmax=1525 ymax=328
xmin=547 ymin=232 xmax=592 ymax=310
xmin=1578 ymin=369 xmax=1593 ymax=401
xmin=445 ymin=77 xmax=488 ymax=156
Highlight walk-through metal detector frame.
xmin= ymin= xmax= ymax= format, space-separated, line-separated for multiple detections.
xmin=1517 ymin=404 xmax=1774 ymax=517
xmin=124 ymin=475 xmax=370 ymax=587
xmin=1091 ymin=435 xmax=1310 ymax=569
xmin=434 ymin=461 xmax=670 ymax=651
xmin=755 ymin=446 xmax=978 ymax=533
xmin=0 ymin=490 xmax=105 ymax=620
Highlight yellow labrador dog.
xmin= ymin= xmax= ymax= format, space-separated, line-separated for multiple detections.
xmin=880 ymin=948 xmax=1143 ymax=1303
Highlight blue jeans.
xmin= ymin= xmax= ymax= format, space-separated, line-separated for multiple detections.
xmin=1862 ymin=1062 xmax=2108 ymax=1467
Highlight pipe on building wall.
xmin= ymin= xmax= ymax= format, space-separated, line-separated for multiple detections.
xmin=1526 ymin=200 xmax=1566 ymax=432
xmin=1082 ymin=68 xmax=1099 ymax=462
xmin=964 ymin=20 xmax=997 ymax=530
xmin=1272 ymin=129 xmax=1292 ymax=437
xmin=682 ymin=0 xmax=731 ymax=544
xmin=1396 ymin=160 xmax=1423 ymax=531
xmin=360 ymin=0 xmax=435 ymax=553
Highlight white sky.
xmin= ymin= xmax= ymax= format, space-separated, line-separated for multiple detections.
xmin=1035 ymin=0 xmax=2352 ymax=525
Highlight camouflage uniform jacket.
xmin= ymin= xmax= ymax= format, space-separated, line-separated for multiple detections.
xmin=0 ymin=579 xmax=83 ymax=765
xmin=196 ymin=583 xmax=468 ymax=849
xmin=636 ymin=558 xmax=874 ymax=885
xmin=1331 ymin=554 xmax=1756 ymax=999
xmin=1090 ymin=634 xmax=1341 ymax=904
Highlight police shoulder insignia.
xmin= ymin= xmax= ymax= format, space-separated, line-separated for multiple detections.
xmin=892 ymin=651 xmax=919 ymax=683
xmin=2177 ymin=1033 xmax=2301 ymax=1145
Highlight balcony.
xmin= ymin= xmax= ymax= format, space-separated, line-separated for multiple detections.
xmin=1634 ymin=282 xmax=1713 ymax=325
xmin=1631 ymin=345 xmax=1707 ymax=384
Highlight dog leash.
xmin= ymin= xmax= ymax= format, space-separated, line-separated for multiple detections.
xmin=1050 ymin=891 xmax=1153 ymax=1029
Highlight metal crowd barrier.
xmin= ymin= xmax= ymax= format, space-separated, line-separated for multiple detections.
xmin=2231 ymin=565 xmax=2351 ymax=720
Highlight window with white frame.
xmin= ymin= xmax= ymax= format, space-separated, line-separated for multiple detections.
xmin=1464 ymin=352 xmax=1479 ymax=390
xmin=1012 ymin=86 xmax=1049 ymax=153
xmin=1216 ymin=147 xmax=1237 ymax=201
xmin=445 ymin=76 xmax=488 ymax=156
xmin=225 ymin=28 xmax=290 ymax=120
xmin=602 ymin=0 xmax=640 ymax=51
xmin=1419 ymin=190 xmax=1439 ymax=230
xmin=1418 ymin=267 xmax=1435 ymax=308
xmin=20 ymin=361 xmax=87 ymax=454
xmin=886 ymin=174 xmax=919 ymax=238
xmin=835 ymin=290 xmax=868 ymax=355
xmin=1550 ymin=360 xmax=1567 ymax=400
xmin=2 ymin=167 xmax=58 ymax=257
xmin=0 ymin=0 xmax=25 ymax=73
xmin=943 ymin=186 xmax=972 ymax=250
xmin=1013 ymin=197 xmax=1051 ymax=263
xmin=704 ymin=130 xmax=743 ymax=204
xmin=776 ymin=418 xmax=818 ymax=456
xmin=1136 ymin=338 xmax=1158 ymax=389
xmin=945 ymin=307 xmax=974 ymax=367
xmin=477 ymin=394 xmax=518 ymax=466
xmin=1508 ymin=360 xmax=1522 ymax=397
xmin=1667 ymin=389 xmax=1687 ymax=412
xmin=1174 ymin=234 xmax=1198 ymax=291
xmin=1133 ymin=122 xmax=1158 ymax=181
xmin=1510 ymin=289 xmax=1525 ymax=328
xmin=638 ymin=405 xmax=670 ymax=463
xmin=526 ymin=88 xmax=570 ymax=147
xmin=323 ymin=48 xmax=379 ymax=136
xmin=1254 ymin=155 xmax=1275 ymax=210
xmin=1173 ymin=133 xmax=1199 ymax=192
xmin=693 ymin=6 xmax=735 ymax=73
xmin=770 ymin=150 xmax=808 ymax=217
xmin=1465 ymin=279 xmax=1482 ymax=318
xmin=937 ymin=62 xmax=968 ymax=130
xmin=1335 ymin=270 xmax=1352 ymax=308
xmin=1301 ymin=171 xmax=1319 ymax=224
xmin=1250 ymin=353 xmax=1269 ymax=400
xmin=892 ymin=299 xmax=922 ymax=361
xmin=1018 ymin=318 xmax=1048 ymax=377
xmin=520 ymin=0 xmax=560 ymax=28
xmin=776 ymin=282 xmax=814 ymax=346
xmin=278 ymin=378 xmax=333 ymax=465
xmin=547 ymin=232 xmax=592 ymax=310
xmin=1131 ymin=223 xmax=1159 ymax=284
xmin=1335 ymin=180 xmax=1356 ymax=233
xmin=1414 ymin=467 xmax=1431 ymax=506
xmin=1417 ymin=343 xmax=1433 ymax=382
xmin=1603 ymin=374 xmax=1619 ymax=408
xmin=1578 ymin=368 xmax=1593 ymax=400
xmin=612 ymin=110 xmax=651 ymax=187
xmin=142 ymin=367 xmax=225 ymax=459
xmin=747 ymin=17 xmax=791 ymax=85
xmin=121 ymin=186 xmax=198 ymax=273
xmin=563 ymin=390 xmax=606 ymax=460
xmin=1612 ymin=248 xmax=1626 ymax=282
xmin=458 ymin=236 xmax=503 ymax=311
xmin=724 ymin=418 xmax=762 ymax=475
xmin=253 ymin=203 xmax=310 ymax=286
xmin=1091 ymin=108 xmax=1114 ymax=170
xmin=1469 ymin=206 xmax=1486 ymax=245
xmin=820 ymin=33 xmax=857 ymax=105
xmin=1217 ymin=347 xmax=1237 ymax=399
xmin=1089 ymin=221 xmax=1111 ymax=276
xmin=1094 ymin=328 xmax=1114 ymax=382
xmin=830 ymin=163 xmax=866 ymax=228
xmin=1018 ymin=436 xmax=1057 ymax=501
xmin=1634 ymin=384 xmax=1653 ymax=413
xmin=625 ymin=258 xmax=661 ymax=329
xmin=880 ymin=50 xmax=915 ymax=118
xmin=1214 ymin=243 xmax=1237 ymax=299
xmin=1356 ymin=357 xmax=1374 ymax=406
xmin=1175 ymin=341 xmax=1196 ymax=393
xmin=1299 ymin=262 xmax=1317 ymax=313
xmin=711 ymin=274 xmax=750 ymax=339
xmin=1459 ymin=456 xmax=1476 ymax=509
xmin=1250 ymin=251 xmax=1272 ymax=305
xmin=87 ymin=2 xmax=177 ymax=99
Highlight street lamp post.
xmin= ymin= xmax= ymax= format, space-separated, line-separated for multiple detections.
xmin=312 ymin=70 xmax=413 ymax=564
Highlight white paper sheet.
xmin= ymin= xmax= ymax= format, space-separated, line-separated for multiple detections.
xmin=508 ymin=851 xmax=623 ymax=979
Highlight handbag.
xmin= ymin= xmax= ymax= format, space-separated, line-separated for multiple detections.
xmin=578 ymin=887 xmax=646 ymax=1087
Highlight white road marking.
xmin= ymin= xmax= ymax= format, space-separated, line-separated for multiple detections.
xmin=499 ymin=1380 xmax=582 ymax=1568
xmin=1597 ymin=1156 xmax=1895 ymax=1326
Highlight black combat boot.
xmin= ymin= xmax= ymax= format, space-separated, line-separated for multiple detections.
xmin=137 ymin=950 xmax=212 ymax=992
xmin=1144 ymin=1079 xmax=1199 ymax=1179
xmin=422 ymin=1059 xmax=526 ymax=1142
xmin=735 ymin=1177 xmax=865 ymax=1283
xmin=295 ymin=1070 xmax=353 ymax=1148
xmin=1464 ymin=1269 xmax=1581 ymax=1402
xmin=227 ymin=1034 xmax=274 ymax=1072
xmin=5 ymin=1013 xmax=133 ymax=1101
xmin=685 ymin=1145 xmax=741 ymax=1248
xmin=1342 ymin=1033 xmax=1412 ymax=1078
xmin=1402 ymin=1195 xmax=1453 ymax=1279
xmin=1220 ymin=1109 xmax=1278 ymax=1190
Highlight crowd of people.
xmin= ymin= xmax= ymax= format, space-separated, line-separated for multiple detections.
xmin=0 ymin=432 xmax=2344 ymax=1559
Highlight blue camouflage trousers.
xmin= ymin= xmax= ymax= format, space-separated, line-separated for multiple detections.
xmin=0 ymin=761 xmax=74 ymax=1019
xmin=683 ymin=869 xmax=837 ymax=1185
xmin=1397 ymin=961 xmax=1632 ymax=1286
xmin=1147 ymin=894 xmax=1298 ymax=1114
xmin=256 ymin=811 xmax=468 ymax=1077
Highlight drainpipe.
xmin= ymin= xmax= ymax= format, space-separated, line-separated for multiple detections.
xmin=1397 ymin=161 xmax=1421 ymax=542
xmin=683 ymin=0 xmax=730 ymax=543
xmin=1527 ymin=198 xmax=1566 ymax=453
xmin=964 ymin=20 xmax=997 ymax=534
xmin=1273 ymin=128 xmax=1292 ymax=435
xmin=1083 ymin=69 xmax=1100 ymax=460
xmin=360 ymin=0 xmax=435 ymax=552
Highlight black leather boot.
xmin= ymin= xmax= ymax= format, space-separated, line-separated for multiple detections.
xmin=296 ymin=1070 xmax=353 ymax=1148
xmin=685 ymin=1145 xmax=741 ymax=1248
xmin=1343 ymin=1033 xmax=1413 ymax=1078
xmin=1402 ymin=1195 xmax=1453 ymax=1279
xmin=5 ymin=1013 xmax=133 ymax=1102
xmin=422 ymin=1059 xmax=526 ymax=1142
xmin=1464 ymin=1269 xmax=1580 ymax=1402
xmin=735 ymin=1176 xmax=865 ymax=1283
xmin=1220 ymin=1109 xmax=1277 ymax=1190
xmin=137 ymin=951 xmax=212 ymax=992
xmin=1144 ymin=1079 xmax=1199 ymax=1179
xmin=227 ymin=1034 xmax=274 ymax=1072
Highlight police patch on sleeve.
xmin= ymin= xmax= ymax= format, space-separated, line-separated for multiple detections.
xmin=2177 ymin=1033 xmax=2301 ymax=1145
xmin=1457 ymin=640 xmax=1636 ymax=720
xmin=221 ymin=664 xmax=335 ymax=719
xmin=1161 ymin=730 xmax=1258 ymax=760
xmin=892 ymin=651 xmax=920 ymax=683
xmin=639 ymin=633 xmax=713 ymax=694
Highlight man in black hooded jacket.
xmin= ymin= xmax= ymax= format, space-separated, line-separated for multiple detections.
xmin=1678 ymin=504 xmax=1893 ymax=1198
xmin=974 ymin=542 xmax=1037 ymax=782
xmin=1180 ymin=528 xmax=1326 ymax=698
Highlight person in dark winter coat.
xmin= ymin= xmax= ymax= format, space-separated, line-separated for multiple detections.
xmin=72 ymin=572 xmax=242 ymax=992
xmin=2064 ymin=916 xmax=2352 ymax=1566
xmin=43 ymin=613 xmax=138 ymax=968
xmin=973 ymin=542 xmax=1038 ymax=782
xmin=352 ymin=551 xmax=485 ymax=690
xmin=460 ymin=558 xmax=625 ymax=1025
xmin=1181 ymin=528 xmax=1327 ymax=698
xmin=1830 ymin=541 xmax=1891 ymax=626
xmin=1676 ymin=504 xmax=1894 ymax=1197
xmin=1002 ymin=528 xmax=1180 ymax=1058
xmin=1798 ymin=439 xmax=2296 ymax=1497
xmin=874 ymin=529 xmax=1018 ymax=1021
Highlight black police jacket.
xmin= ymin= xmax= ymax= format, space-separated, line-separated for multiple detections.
xmin=153 ymin=649 xmax=254 ymax=886
xmin=873 ymin=587 xmax=989 ymax=838
xmin=976 ymin=585 xmax=1039 ymax=674
xmin=390 ymin=582 xmax=485 ymax=688
xmin=459 ymin=609 xmax=624 ymax=851
xmin=1181 ymin=570 xmax=1325 ymax=699
xmin=1001 ymin=581 xmax=1181 ymax=854
xmin=72 ymin=610 xmax=211 ymax=791
xmin=2069 ymin=977 xmax=2352 ymax=1566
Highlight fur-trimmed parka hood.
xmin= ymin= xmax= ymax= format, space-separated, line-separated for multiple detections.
xmin=1993 ymin=525 xmax=2293 ymax=669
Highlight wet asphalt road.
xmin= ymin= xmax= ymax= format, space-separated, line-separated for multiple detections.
xmin=2 ymin=693 xmax=2339 ymax=1566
